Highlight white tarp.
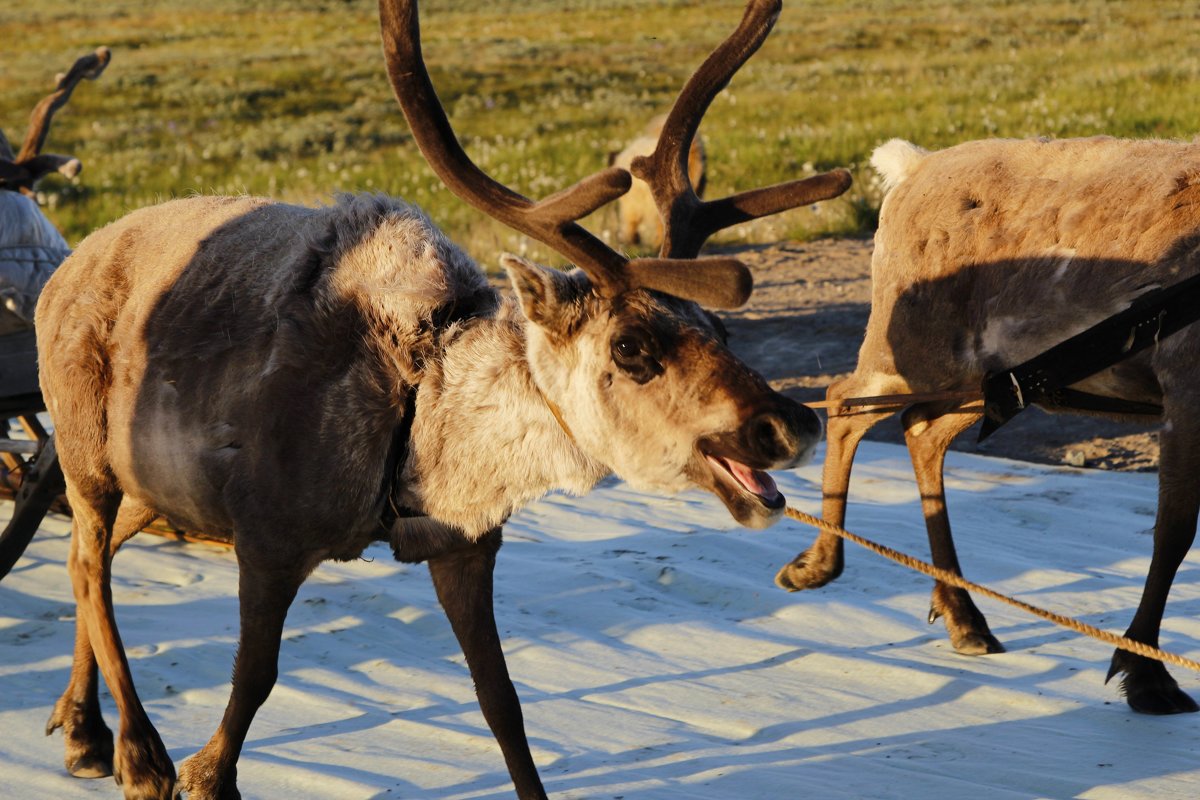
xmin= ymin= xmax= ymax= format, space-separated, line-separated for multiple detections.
xmin=2 ymin=441 xmax=1199 ymax=798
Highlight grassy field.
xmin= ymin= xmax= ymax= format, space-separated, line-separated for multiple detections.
xmin=4 ymin=0 xmax=1200 ymax=267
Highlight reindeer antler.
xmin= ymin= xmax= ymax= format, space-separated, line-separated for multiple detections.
xmin=0 ymin=46 xmax=111 ymax=196
xmin=379 ymin=0 xmax=842 ymax=309
xmin=633 ymin=0 xmax=852 ymax=260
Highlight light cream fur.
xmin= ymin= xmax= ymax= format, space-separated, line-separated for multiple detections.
xmin=869 ymin=138 xmax=928 ymax=193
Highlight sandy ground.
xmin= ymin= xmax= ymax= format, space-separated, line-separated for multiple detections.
xmin=723 ymin=238 xmax=1161 ymax=473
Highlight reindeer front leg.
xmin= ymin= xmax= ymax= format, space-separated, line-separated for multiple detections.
xmin=901 ymin=403 xmax=1003 ymax=655
xmin=427 ymin=527 xmax=546 ymax=800
xmin=776 ymin=378 xmax=897 ymax=591
xmin=1107 ymin=400 xmax=1200 ymax=714
xmin=177 ymin=551 xmax=308 ymax=799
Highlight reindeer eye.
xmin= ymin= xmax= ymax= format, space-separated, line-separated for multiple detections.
xmin=613 ymin=336 xmax=642 ymax=360
xmin=610 ymin=332 xmax=663 ymax=384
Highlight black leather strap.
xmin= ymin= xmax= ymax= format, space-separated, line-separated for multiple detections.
xmin=980 ymin=272 xmax=1200 ymax=440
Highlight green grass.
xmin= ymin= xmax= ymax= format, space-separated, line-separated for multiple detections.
xmin=5 ymin=0 xmax=1200 ymax=268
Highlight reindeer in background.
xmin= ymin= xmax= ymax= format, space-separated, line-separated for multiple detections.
xmin=611 ymin=113 xmax=706 ymax=247
xmin=0 ymin=47 xmax=110 ymax=334
xmin=777 ymin=133 xmax=1200 ymax=716
xmin=29 ymin=0 xmax=849 ymax=797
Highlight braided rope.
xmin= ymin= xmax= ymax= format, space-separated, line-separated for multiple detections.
xmin=783 ymin=505 xmax=1200 ymax=673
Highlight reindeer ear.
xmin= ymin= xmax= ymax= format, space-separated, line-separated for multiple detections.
xmin=502 ymin=253 xmax=577 ymax=331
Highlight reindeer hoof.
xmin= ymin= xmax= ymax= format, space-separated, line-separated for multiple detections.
xmin=1125 ymin=687 xmax=1200 ymax=715
xmin=46 ymin=701 xmax=115 ymax=779
xmin=774 ymin=550 xmax=843 ymax=591
xmin=926 ymin=604 xmax=1004 ymax=654
xmin=112 ymin=734 xmax=175 ymax=800
xmin=113 ymin=772 xmax=175 ymax=800
xmin=69 ymin=758 xmax=112 ymax=777
xmin=177 ymin=753 xmax=241 ymax=800
xmin=68 ymin=754 xmax=114 ymax=779
xmin=1108 ymin=650 xmax=1200 ymax=714
xmin=949 ymin=630 xmax=1005 ymax=656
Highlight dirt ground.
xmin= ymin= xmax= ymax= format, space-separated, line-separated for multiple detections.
xmin=722 ymin=238 xmax=1160 ymax=473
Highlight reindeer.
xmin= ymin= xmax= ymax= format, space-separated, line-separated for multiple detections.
xmin=775 ymin=133 xmax=1200 ymax=715
xmin=611 ymin=113 xmax=706 ymax=247
xmin=0 ymin=47 xmax=110 ymax=334
xmin=29 ymin=0 xmax=849 ymax=797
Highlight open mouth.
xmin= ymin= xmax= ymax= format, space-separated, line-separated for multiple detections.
xmin=704 ymin=453 xmax=785 ymax=510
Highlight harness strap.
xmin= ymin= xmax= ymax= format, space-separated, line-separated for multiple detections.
xmin=805 ymin=389 xmax=981 ymax=411
xmin=539 ymin=389 xmax=577 ymax=444
xmin=1038 ymin=387 xmax=1162 ymax=418
xmin=981 ymin=272 xmax=1200 ymax=439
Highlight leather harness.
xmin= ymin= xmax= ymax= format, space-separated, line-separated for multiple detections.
xmin=979 ymin=270 xmax=1200 ymax=440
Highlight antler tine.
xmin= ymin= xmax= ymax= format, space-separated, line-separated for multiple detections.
xmin=22 ymin=153 xmax=82 ymax=181
xmin=16 ymin=46 xmax=111 ymax=163
xmin=631 ymin=0 xmax=852 ymax=260
xmin=379 ymin=0 xmax=637 ymax=297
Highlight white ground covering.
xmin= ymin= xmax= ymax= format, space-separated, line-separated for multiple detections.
xmin=2 ymin=440 xmax=1199 ymax=799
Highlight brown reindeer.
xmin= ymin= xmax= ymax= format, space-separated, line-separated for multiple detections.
xmin=31 ymin=1 xmax=849 ymax=798
xmin=776 ymin=134 xmax=1200 ymax=715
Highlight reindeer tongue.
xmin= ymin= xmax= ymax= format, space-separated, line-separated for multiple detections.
xmin=728 ymin=459 xmax=779 ymax=501
xmin=707 ymin=454 xmax=781 ymax=503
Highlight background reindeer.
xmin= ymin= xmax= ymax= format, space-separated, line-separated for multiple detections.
xmin=29 ymin=0 xmax=849 ymax=798
xmin=610 ymin=113 xmax=706 ymax=248
xmin=0 ymin=47 xmax=110 ymax=334
xmin=0 ymin=47 xmax=109 ymax=521
xmin=776 ymin=133 xmax=1200 ymax=715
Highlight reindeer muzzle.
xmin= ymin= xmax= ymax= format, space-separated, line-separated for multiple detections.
xmin=696 ymin=394 xmax=821 ymax=528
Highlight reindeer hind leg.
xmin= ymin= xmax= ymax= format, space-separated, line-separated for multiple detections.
xmin=1106 ymin=399 xmax=1200 ymax=714
xmin=177 ymin=542 xmax=311 ymax=798
xmin=60 ymin=473 xmax=175 ymax=799
xmin=48 ymin=499 xmax=159 ymax=779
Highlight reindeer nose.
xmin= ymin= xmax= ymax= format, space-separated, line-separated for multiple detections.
xmin=745 ymin=398 xmax=822 ymax=466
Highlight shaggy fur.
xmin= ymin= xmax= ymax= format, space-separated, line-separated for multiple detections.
xmin=777 ymin=134 xmax=1200 ymax=715
xmin=35 ymin=190 xmax=819 ymax=799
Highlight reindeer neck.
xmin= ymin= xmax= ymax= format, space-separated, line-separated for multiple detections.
xmin=397 ymin=301 xmax=607 ymax=537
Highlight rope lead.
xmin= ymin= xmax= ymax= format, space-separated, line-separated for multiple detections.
xmin=783 ymin=505 xmax=1200 ymax=673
